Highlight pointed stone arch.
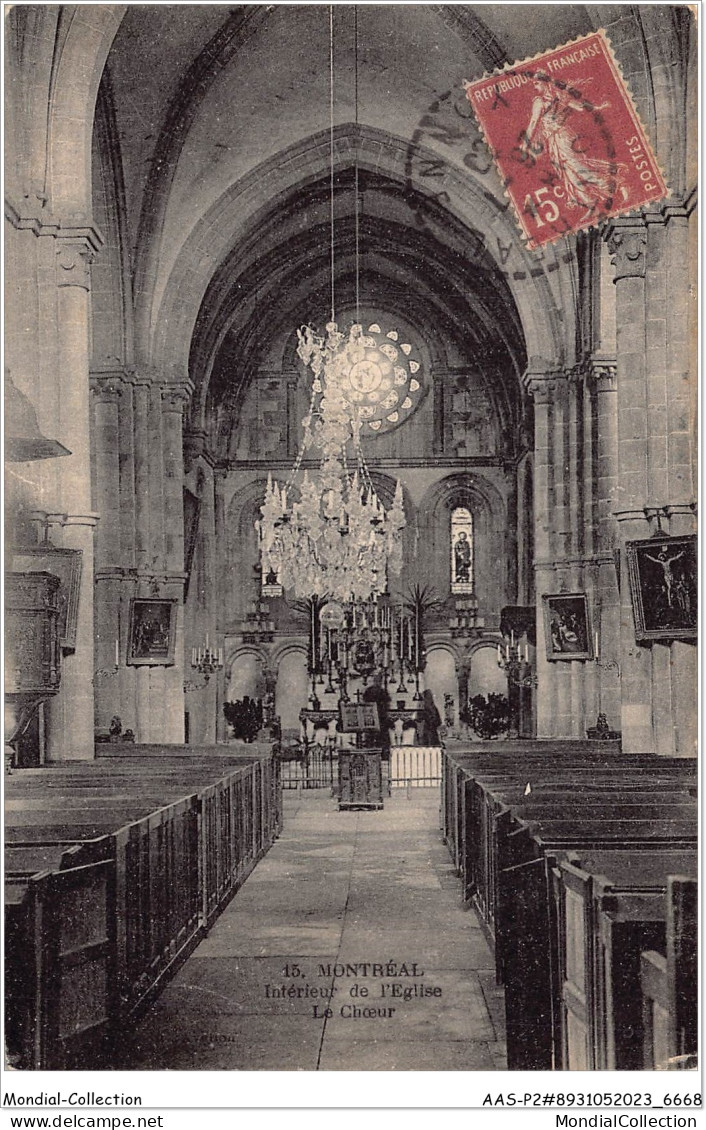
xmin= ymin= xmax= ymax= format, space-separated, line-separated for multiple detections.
xmin=148 ymin=125 xmax=576 ymax=397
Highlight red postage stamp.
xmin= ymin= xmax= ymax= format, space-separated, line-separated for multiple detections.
xmin=463 ymin=31 xmax=667 ymax=249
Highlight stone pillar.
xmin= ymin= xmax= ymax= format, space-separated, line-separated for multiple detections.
xmin=133 ymin=379 xmax=152 ymax=571
xmin=567 ymin=373 xmax=583 ymax=559
xmin=285 ymin=376 xmax=298 ymax=458
xmin=647 ymin=204 xmax=697 ymax=758
xmin=91 ymin=377 xmax=123 ymax=734
xmin=45 ymin=231 xmax=102 ymax=761
xmin=605 ymin=219 xmax=654 ymax=752
xmin=588 ymin=361 xmax=621 ymax=729
xmin=158 ymin=386 xmax=191 ymax=744
xmin=567 ymin=371 xmax=592 ymax=736
xmin=45 ymin=515 xmax=100 ymax=761
xmin=550 ymin=375 xmax=572 ymax=738
xmin=202 ymin=467 xmax=220 ymax=744
xmin=524 ymin=370 xmax=556 ymax=738
xmin=432 ymin=372 xmax=445 ymax=455
xmin=215 ymin=471 xmax=229 ymax=742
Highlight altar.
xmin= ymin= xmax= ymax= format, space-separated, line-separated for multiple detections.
xmin=299 ymin=705 xmax=424 ymax=747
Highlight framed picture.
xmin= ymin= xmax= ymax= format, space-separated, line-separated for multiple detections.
xmin=626 ymin=535 xmax=697 ymax=641
xmin=11 ymin=546 xmax=83 ymax=649
xmin=127 ymin=598 xmax=178 ymax=665
xmin=542 ymin=593 xmax=593 ymax=661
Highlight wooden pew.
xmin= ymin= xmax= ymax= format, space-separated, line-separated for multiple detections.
xmin=553 ymin=852 xmax=697 ymax=1071
xmin=441 ymin=746 xmax=696 ymax=861
xmin=641 ymin=876 xmax=698 ymax=1070
xmin=499 ymin=822 xmax=697 ymax=1071
xmin=4 ymin=751 xmax=282 ymax=1069
xmin=467 ymin=794 xmax=693 ymax=952
xmin=5 ymin=856 xmax=116 ymax=1070
xmin=440 ymin=747 xmax=697 ymax=1072
xmin=456 ymin=764 xmax=693 ymax=934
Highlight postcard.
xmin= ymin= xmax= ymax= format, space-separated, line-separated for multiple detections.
xmin=3 ymin=0 xmax=698 ymax=1119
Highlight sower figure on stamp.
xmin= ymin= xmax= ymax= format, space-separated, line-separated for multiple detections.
xmin=520 ymin=74 xmax=628 ymax=222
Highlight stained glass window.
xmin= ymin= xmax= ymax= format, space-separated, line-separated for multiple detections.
xmin=451 ymin=507 xmax=473 ymax=594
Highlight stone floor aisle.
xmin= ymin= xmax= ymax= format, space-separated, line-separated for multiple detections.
xmin=119 ymin=791 xmax=507 ymax=1071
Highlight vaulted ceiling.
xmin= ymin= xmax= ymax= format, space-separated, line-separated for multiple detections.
xmin=97 ymin=4 xmax=609 ymax=450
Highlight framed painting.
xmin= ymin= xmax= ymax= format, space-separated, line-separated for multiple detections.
xmin=127 ymin=598 xmax=178 ymax=665
xmin=626 ymin=535 xmax=697 ymax=641
xmin=542 ymin=593 xmax=593 ymax=661
xmin=11 ymin=546 xmax=83 ymax=650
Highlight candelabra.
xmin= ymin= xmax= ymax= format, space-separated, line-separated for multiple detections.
xmin=308 ymin=596 xmax=425 ymax=705
xmin=497 ymin=635 xmax=537 ymax=688
xmin=191 ymin=637 xmax=224 ymax=683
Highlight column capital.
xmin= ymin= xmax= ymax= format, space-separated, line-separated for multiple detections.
xmin=664 ymin=502 xmax=697 ymax=519
xmin=583 ymin=357 xmax=617 ymax=393
xmin=642 ymin=503 xmax=697 ymax=535
xmin=63 ymin=512 xmax=101 ymax=529
xmin=642 ymin=194 xmax=694 ymax=226
xmin=603 ymin=217 xmax=647 ymax=282
xmin=160 ymin=384 xmax=193 ymax=412
xmin=52 ymin=224 xmax=104 ymax=291
xmin=613 ymin=508 xmax=650 ymax=525
xmin=184 ymin=428 xmax=208 ymax=472
xmin=522 ymin=370 xmax=558 ymax=401
xmin=94 ymin=568 xmax=125 ymax=582
xmin=4 ymin=198 xmax=105 ymax=252
xmin=90 ymin=376 xmax=124 ymax=401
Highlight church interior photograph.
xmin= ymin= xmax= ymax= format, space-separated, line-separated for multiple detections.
xmin=4 ymin=2 xmax=698 ymax=1075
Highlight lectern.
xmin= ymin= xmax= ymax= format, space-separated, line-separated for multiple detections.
xmin=337 ymin=703 xmax=383 ymax=810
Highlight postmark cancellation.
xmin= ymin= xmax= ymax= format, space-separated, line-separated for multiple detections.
xmin=463 ymin=30 xmax=668 ymax=249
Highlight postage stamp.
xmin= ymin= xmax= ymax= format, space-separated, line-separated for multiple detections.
xmin=463 ymin=30 xmax=668 ymax=249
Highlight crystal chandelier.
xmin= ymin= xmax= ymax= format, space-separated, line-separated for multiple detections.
xmin=259 ymin=321 xmax=407 ymax=602
xmin=258 ymin=8 xmax=414 ymax=604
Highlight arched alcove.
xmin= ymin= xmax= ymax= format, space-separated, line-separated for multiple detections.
xmin=223 ymin=479 xmax=270 ymax=628
xmin=226 ymin=651 xmax=264 ymax=704
xmin=468 ymin=645 xmax=507 ymax=700
xmin=275 ymin=648 xmax=309 ymax=736
xmin=417 ymin=472 xmax=509 ymax=626
xmin=425 ymin=646 xmax=458 ymax=729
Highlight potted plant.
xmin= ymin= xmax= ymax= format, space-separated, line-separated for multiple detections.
xmin=223 ymin=697 xmax=263 ymax=743
xmin=461 ymin=693 xmax=509 ymax=740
